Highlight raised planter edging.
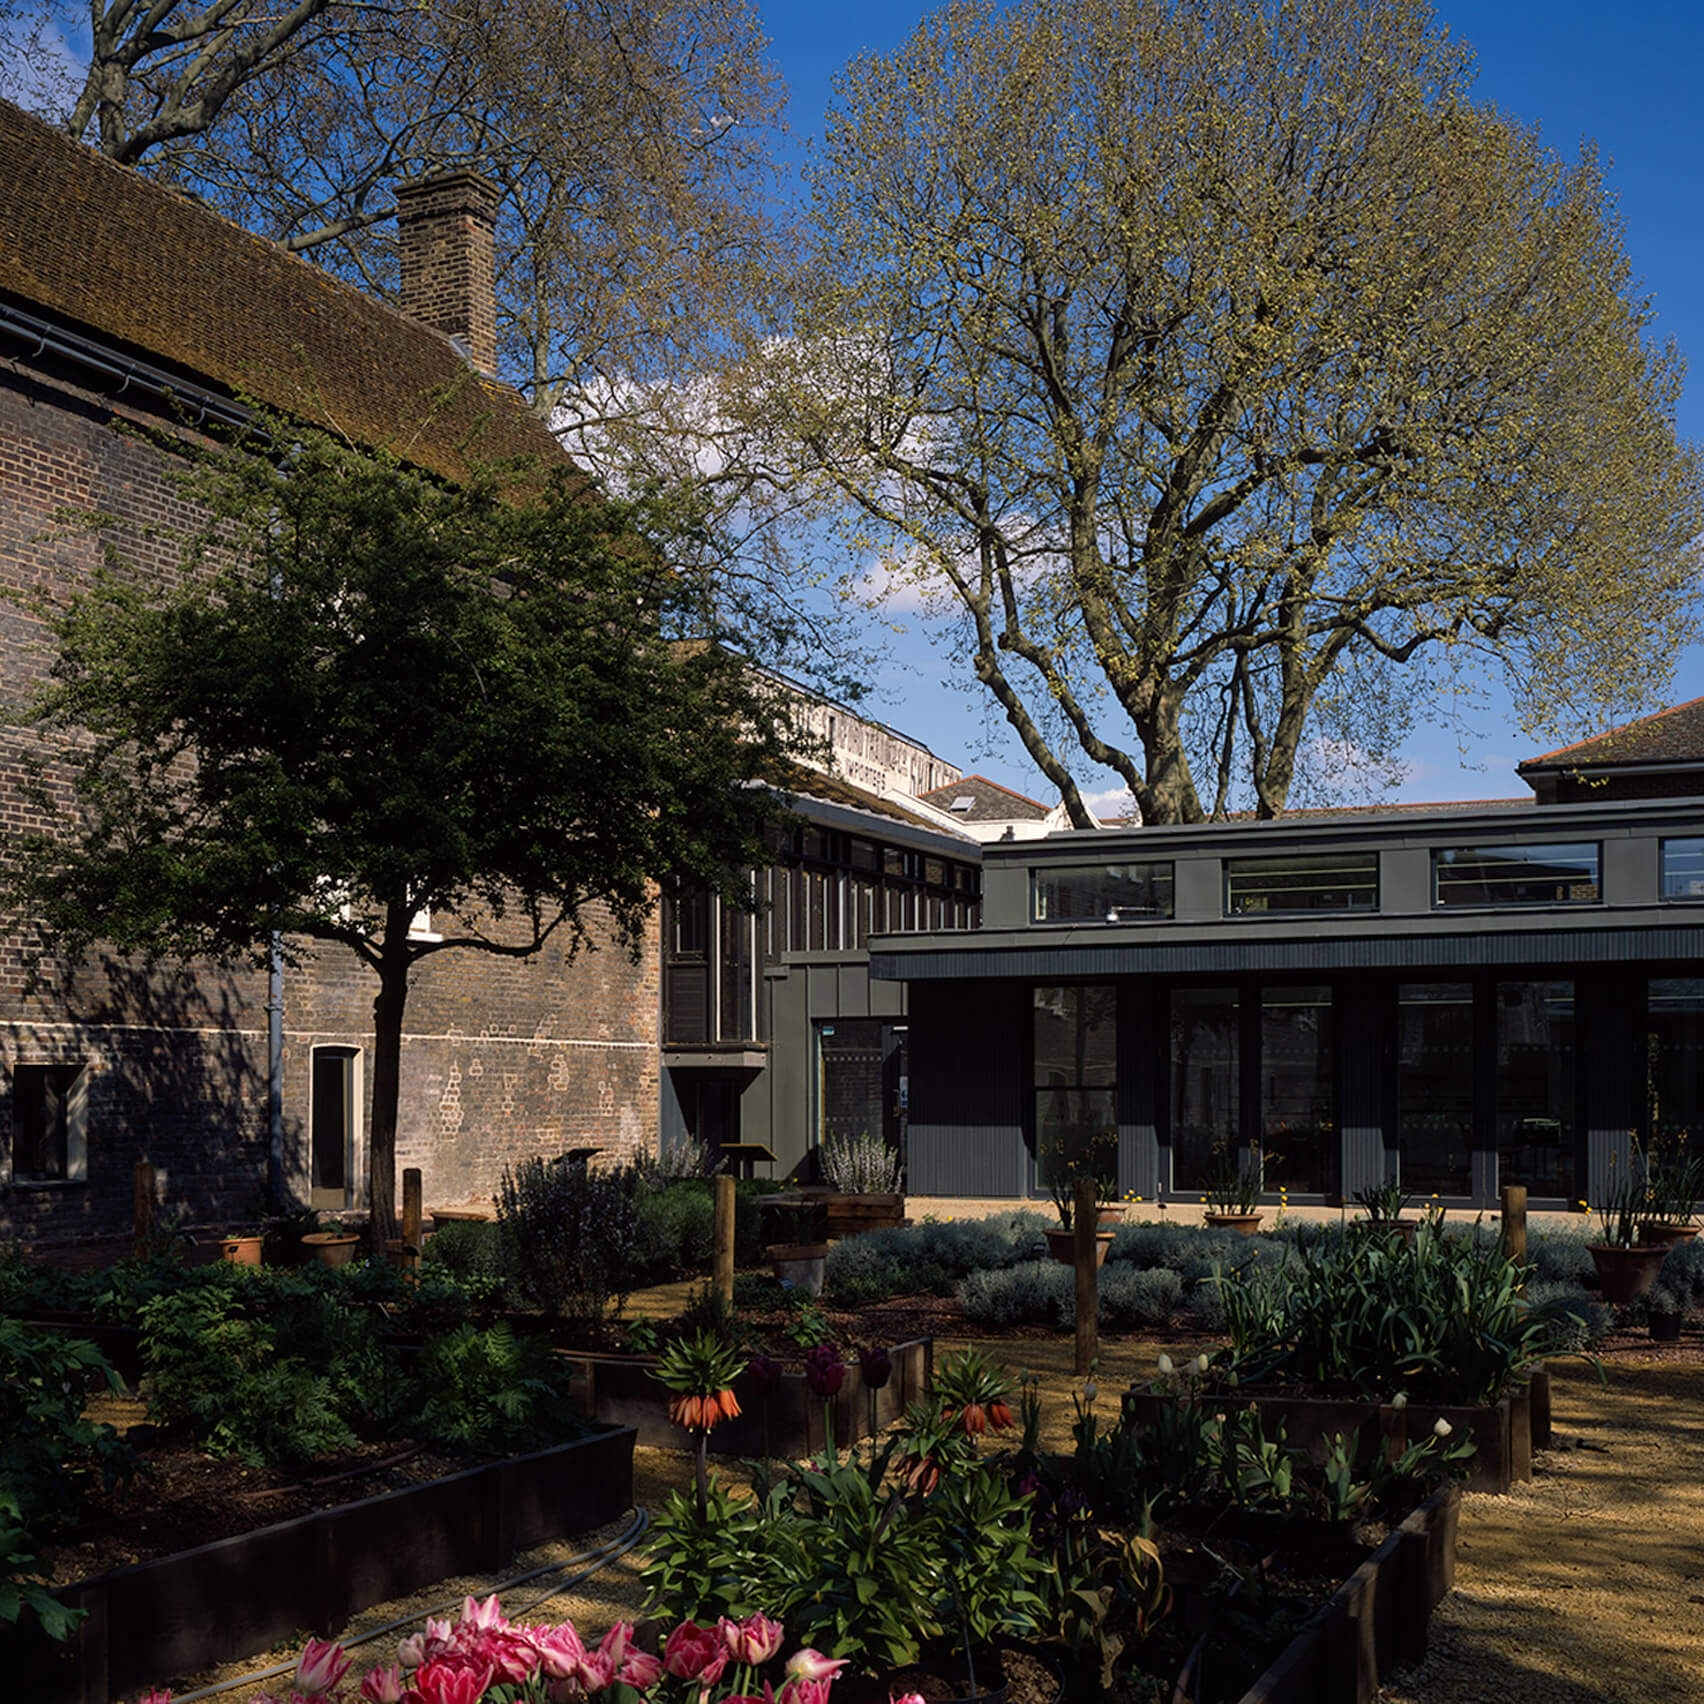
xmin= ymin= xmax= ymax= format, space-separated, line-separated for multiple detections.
xmin=1237 ymin=1483 xmax=1460 ymax=1704
xmin=556 ymin=1336 xmax=932 ymax=1456
xmin=1 ymin=1425 xmax=636 ymax=1704
xmin=1120 ymin=1387 xmax=1529 ymax=1495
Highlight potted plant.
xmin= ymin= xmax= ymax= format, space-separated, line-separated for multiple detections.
xmin=1587 ymin=1171 xmax=1667 ymax=1304
xmin=1637 ymin=1134 xmax=1703 ymax=1246
xmin=1042 ymin=1127 xmax=1117 ymax=1265
xmin=216 ymin=1227 xmax=265 ymax=1266
xmin=765 ymin=1197 xmax=830 ymax=1295
xmin=818 ymin=1130 xmax=906 ymax=1235
xmin=1352 ymin=1177 xmax=1418 ymax=1243
xmin=1201 ymin=1145 xmax=1263 ymax=1233
xmin=301 ymin=1216 xmax=363 ymax=1267
xmin=1646 ymin=1281 xmax=1685 ymax=1342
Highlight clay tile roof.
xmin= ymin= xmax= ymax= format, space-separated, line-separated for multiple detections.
xmin=1517 ymin=699 xmax=1704 ymax=773
xmin=0 ymin=100 xmax=564 ymax=486
xmin=918 ymin=773 xmax=1051 ymax=821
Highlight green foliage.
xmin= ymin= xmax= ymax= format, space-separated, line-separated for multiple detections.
xmin=496 ymin=1156 xmax=643 ymax=1325
xmin=825 ymin=1213 xmax=1050 ymax=1305
xmin=958 ymin=1261 xmax=1182 ymax=1329
xmin=420 ymin=1219 xmax=509 ymax=1302
xmin=411 ymin=1323 xmax=585 ymax=1454
xmin=636 ymin=1183 xmax=716 ymax=1276
xmin=7 ymin=419 xmax=804 ymax=1226
xmin=799 ymin=0 xmax=1704 ymax=824
xmin=141 ymin=1278 xmax=367 ymax=1467
xmin=1216 ymin=1219 xmax=1575 ymax=1404
xmin=645 ymin=1435 xmax=1043 ymax=1677
xmin=0 ymin=1319 xmax=133 ymax=1535
xmin=0 ymin=1320 xmax=134 ymax=1642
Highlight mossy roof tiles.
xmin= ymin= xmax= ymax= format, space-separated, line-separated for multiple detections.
xmin=0 ymin=99 xmax=564 ymax=486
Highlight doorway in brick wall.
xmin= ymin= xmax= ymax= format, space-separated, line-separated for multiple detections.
xmin=310 ymin=1046 xmax=361 ymax=1209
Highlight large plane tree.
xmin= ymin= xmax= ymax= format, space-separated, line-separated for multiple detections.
xmin=783 ymin=0 xmax=1703 ymax=822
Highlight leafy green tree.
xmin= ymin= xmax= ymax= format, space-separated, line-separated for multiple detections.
xmin=7 ymin=424 xmax=798 ymax=1234
xmin=782 ymin=0 xmax=1704 ymax=822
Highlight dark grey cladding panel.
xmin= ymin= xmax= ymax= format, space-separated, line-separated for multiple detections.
xmin=872 ymin=925 xmax=1704 ymax=982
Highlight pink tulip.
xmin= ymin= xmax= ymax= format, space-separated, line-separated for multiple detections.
xmin=534 ymin=1622 xmax=590 ymax=1680
xmin=399 ymin=1616 xmax=455 ymax=1671
xmin=785 ymin=1650 xmax=848 ymax=1684
xmin=137 ymin=1693 xmax=175 ymax=1704
xmin=619 ymin=1648 xmax=665 ymax=1689
xmin=360 ymin=1666 xmax=405 ymax=1703
xmin=460 ymin=1596 xmax=506 ymax=1633
xmin=296 ymin=1638 xmax=353 ymax=1696
xmin=721 ymin=1613 xmax=785 ymax=1666
xmin=664 ymin=1620 xmax=729 ymax=1683
xmin=781 ymin=1677 xmax=835 ymax=1704
xmin=409 ymin=1659 xmax=494 ymax=1704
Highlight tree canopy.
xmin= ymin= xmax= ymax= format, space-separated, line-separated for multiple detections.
xmin=779 ymin=0 xmax=1704 ymax=823
xmin=7 ymin=425 xmax=800 ymax=1231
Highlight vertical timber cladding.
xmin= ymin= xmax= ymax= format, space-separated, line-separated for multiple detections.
xmin=906 ymin=980 xmax=1030 ymax=1196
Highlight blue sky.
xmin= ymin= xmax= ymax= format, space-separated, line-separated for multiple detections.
xmin=759 ymin=1 xmax=1704 ymax=810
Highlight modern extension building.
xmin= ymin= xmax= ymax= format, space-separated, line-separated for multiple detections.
xmin=874 ymin=702 xmax=1704 ymax=1213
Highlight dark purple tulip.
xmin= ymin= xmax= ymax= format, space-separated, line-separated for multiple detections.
xmin=856 ymin=1345 xmax=893 ymax=1391
xmin=746 ymin=1354 xmax=784 ymax=1400
xmin=803 ymin=1343 xmax=846 ymax=1398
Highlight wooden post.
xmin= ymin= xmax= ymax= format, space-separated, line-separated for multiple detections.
xmin=1500 ymin=1184 xmax=1528 ymax=1281
xmin=133 ymin=1161 xmax=156 ymax=1260
xmin=402 ymin=1168 xmax=423 ymax=1250
xmin=713 ymin=1173 xmax=736 ymax=1304
xmin=1074 ymin=1175 xmax=1098 ymax=1375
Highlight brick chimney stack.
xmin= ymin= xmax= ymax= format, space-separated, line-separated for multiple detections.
xmin=394 ymin=171 xmax=500 ymax=377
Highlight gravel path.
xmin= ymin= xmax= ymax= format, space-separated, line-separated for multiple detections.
xmin=1377 ymin=1356 xmax=1704 ymax=1704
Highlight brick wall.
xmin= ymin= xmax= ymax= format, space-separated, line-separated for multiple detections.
xmin=1 ymin=354 xmax=659 ymax=1245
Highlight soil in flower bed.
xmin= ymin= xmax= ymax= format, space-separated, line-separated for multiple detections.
xmin=45 ymin=1392 xmax=476 ymax=1588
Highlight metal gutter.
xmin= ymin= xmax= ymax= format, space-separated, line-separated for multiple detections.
xmin=0 ymin=297 xmax=255 ymax=433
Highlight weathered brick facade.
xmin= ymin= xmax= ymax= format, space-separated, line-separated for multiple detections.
xmin=0 ymin=103 xmax=659 ymax=1244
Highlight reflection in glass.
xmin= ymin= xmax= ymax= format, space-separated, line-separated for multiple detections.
xmin=1648 ymin=979 xmax=1704 ymax=1145
xmin=1261 ymin=987 xmax=1333 ymax=1194
xmin=1495 ymin=982 xmax=1575 ymax=1199
xmin=1397 ymin=984 xmax=1473 ymax=1197
xmin=1662 ymin=839 xmax=1704 ymax=901
xmin=1171 ymin=988 xmax=1239 ymax=1191
xmin=1033 ymin=987 xmax=1118 ymax=1193
xmin=1226 ymin=855 xmax=1377 ymax=915
xmin=1433 ymin=843 xmax=1599 ymax=907
xmin=1033 ymin=864 xmax=1174 ymax=922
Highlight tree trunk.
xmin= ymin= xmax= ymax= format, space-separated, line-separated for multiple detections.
xmin=366 ymin=914 xmax=411 ymax=1239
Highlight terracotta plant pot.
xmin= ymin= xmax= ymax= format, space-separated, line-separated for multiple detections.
xmin=301 ymin=1231 xmax=360 ymax=1268
xmin=218 ymin=1234 xmax=263 ymax=1267
xmin=1044 ymin=1228 xmax=1114 ymax=1266
xmin=1638 ymin=1221 xmax=1699 ymax=1247
xmin=1204 ymin=1211 xmax=1264 ymax=1236
xmin=1588 ymin=1241 xmax=1667 ymax=1304
xmin=1095 ymin=1204 xmax=1126 ymax=1227
xmin=768 ymin=1241 xmax=829 ymax=1296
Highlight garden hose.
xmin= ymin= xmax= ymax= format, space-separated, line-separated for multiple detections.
xmin=159 ymin=1506 xmax=651 ymax=1702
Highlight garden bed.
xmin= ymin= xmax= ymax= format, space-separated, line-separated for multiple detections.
xmin=1119 ymin=1376 xmax=1546 ymax=1495
xmin=558 ymin=1336 xmax=932 ymax=1455
xmin=1234 ymin=1484 xmax=1460 ymax=1704
xmin=0 ymin=1422 xmax=636 ymax=1704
